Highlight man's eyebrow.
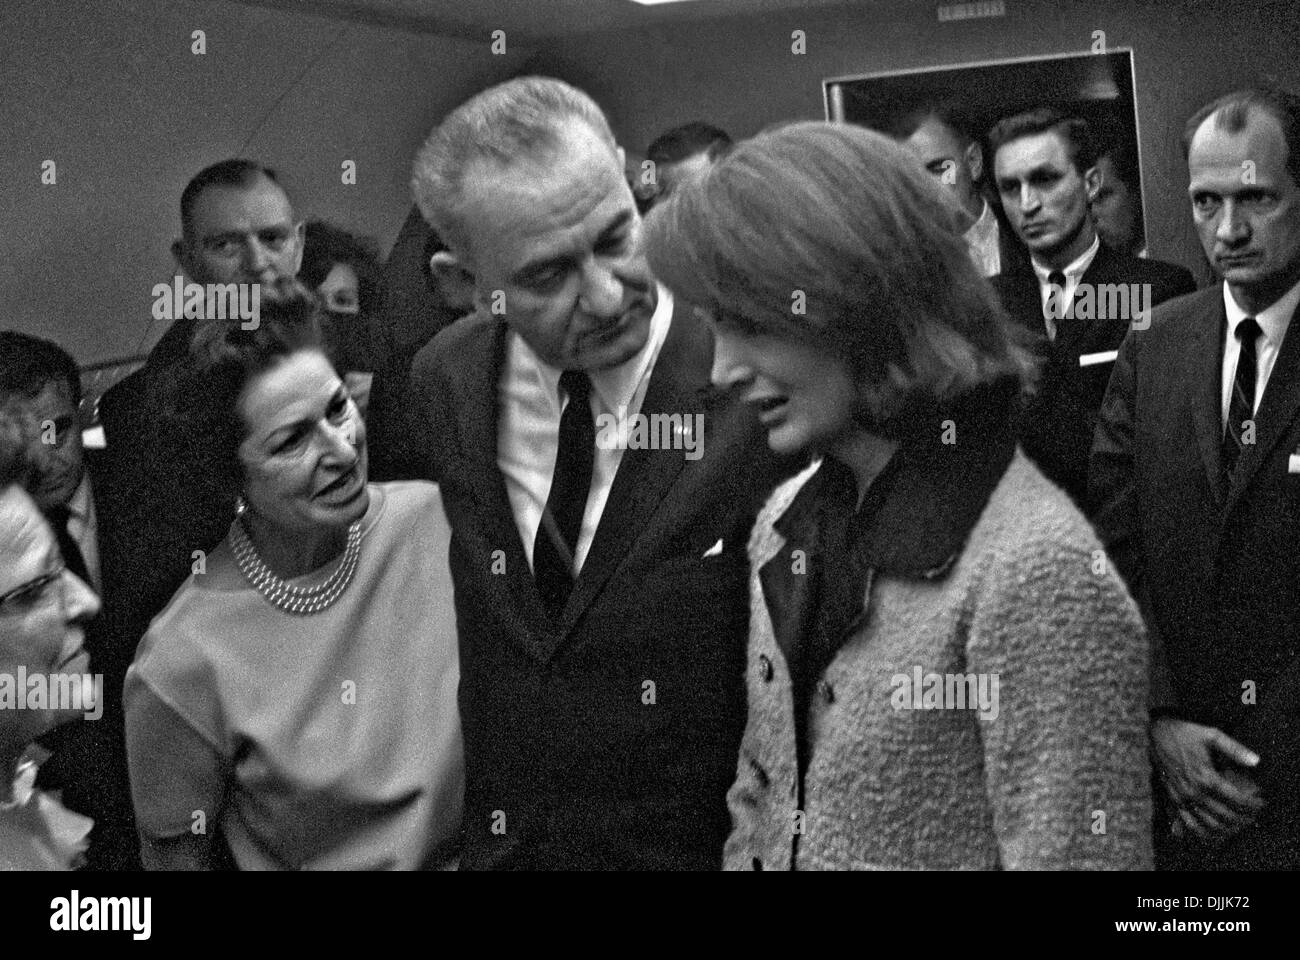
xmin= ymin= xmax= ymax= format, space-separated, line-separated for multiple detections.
xmin=596 ymin=210 xmax=633 ymax=243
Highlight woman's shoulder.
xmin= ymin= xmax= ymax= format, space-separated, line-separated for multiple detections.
xmin=369 ymin=480 xmax=443 ymax=516
xmin=977 ymin=451 xmax=1102 ymax=560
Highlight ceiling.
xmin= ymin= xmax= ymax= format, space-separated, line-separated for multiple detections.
xmin=218 ymin=0 xmax=874 ymax=42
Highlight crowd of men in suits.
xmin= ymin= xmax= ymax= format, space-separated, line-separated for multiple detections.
xmin=2 ymin=76 xmax=1298 ymax=870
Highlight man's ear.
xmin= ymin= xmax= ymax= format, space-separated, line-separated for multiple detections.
xmin=292 ymin=219 xmax=306 ymax=276
xmin=1082 ymin=165 xmax=1102 ymax=203
xmin=429 ymin=250 xmax=478 ymax=313
xmin=964 ymin=141 xmax=984 ymax=184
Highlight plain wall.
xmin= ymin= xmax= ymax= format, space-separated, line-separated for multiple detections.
xmin=536 ymin=0 xmax=1300 ymax=283
xmin=0 ymin=0 xmax=530 ymax=366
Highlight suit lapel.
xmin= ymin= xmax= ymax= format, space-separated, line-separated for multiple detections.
xmin=1190 ymin=295 xmax=1230 ymax=508
xmin=456 ymin=318 xmax=554 ymax=658
xmin=1227 ymin=300 xmax=1300 ymax=512
xmin=559 ymin=301 xmax=707 ymax=633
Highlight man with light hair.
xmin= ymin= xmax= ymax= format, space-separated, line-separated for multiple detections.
xmin=405 ymin=76 xmax=788 ymax=870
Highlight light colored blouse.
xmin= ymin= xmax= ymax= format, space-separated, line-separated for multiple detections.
xmin=125 ymin=482 xmax=462 ymax=870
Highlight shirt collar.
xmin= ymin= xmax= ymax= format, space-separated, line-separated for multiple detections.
xmin=965 ymin=199 xmax=998 ymax=247
xmin=1031 ymin=234 xmax=1100 ymax=285
xmin=1222 ymin=274 xmax=1300 ymax=348
xmin=65 ymin=472 xmax=93 ymax=524
xmin=507 ymin=284 xmax=675 ymax=412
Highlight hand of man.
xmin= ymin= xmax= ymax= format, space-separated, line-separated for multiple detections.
xmin=1152 ymin=717 xmax=1264 ymax=841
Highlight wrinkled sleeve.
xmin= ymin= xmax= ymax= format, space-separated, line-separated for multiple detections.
xmin=124 ymin=665 xmax=228 ymax=870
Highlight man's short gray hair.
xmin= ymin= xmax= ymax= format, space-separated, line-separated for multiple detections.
xmin=411 ymin=76 xmax=618 ymax=260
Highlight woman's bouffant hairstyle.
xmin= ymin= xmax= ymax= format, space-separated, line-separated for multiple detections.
xmin=299 ymin=220 xmax=384 ymax=314
xmin=644 ymin=121 xmax=1035 ymax=439
xmin=166 ymin=285 xmax=327 ymax=492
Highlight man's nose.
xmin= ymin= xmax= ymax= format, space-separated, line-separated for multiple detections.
xmin=1018 ymin=183 xmax=1040 ymax=212
xmin=242 ymin=238 xmax=274 ymax=277
xmin=577 ymin=261 xmax=625 ymax=317
xmin=1216 ymin=200 xmax=1250 ymax=245
xmin=61 ymin=569 xmax=101 ymax=625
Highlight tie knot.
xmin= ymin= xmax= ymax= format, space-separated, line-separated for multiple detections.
xmin=1047 ymin=271 xmax=1067 ymax=289
xmin=1236 ymin=316 xmax=1262 ymax=345
xmin=560 ymin=369 xmax=591 ymax=405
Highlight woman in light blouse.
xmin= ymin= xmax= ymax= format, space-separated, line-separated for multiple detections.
xmin=124 ymin=291 xmax=462 ymax=869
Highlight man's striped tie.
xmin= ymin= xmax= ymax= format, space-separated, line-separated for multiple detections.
xmin=1222 ymin=316 xmax=1262 ymax=481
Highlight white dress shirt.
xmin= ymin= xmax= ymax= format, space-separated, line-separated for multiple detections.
xmin=1220 ymin=276 xmax=1300 ymax=429
xmin=65 ymin=472 xmax=101 ymax=593
xmin=1031 ymin=235 xmax=1101 ymax=340
xmin=964 ymin=200 xmax=1002 ymax=278
xmin=498 ymin=285 xmax=675 ymax=574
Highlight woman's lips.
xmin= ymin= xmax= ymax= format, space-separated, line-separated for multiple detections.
xmin=317 ymin=465 xmax=360 ymax=499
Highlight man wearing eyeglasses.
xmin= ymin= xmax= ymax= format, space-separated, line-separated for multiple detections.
xmin=1 ymin=412 xmax=102 ymax=868
xmin=0 ymin=333 xmax=140 ymax=869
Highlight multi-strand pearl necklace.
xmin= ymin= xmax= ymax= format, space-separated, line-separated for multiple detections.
xmin=229 ymin=517 xmax=362 ymax=616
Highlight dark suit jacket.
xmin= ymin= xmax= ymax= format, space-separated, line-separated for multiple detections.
xmin=408 ymin=302 xmax=792 ymax=869
xmin=1091 ymin=286 xmax=1300 ymax=870
xmin=35 ymin=449 xmax=141 ymax=869
xmin=994 ymin=246 xmax=1195 ymax=507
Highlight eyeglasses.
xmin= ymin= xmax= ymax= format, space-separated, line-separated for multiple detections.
xmin=0 ymin=564 xmax=67 ymax=612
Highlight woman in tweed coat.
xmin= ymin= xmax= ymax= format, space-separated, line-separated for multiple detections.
xmin=643 ymin=122 xmax=1152 ymax=870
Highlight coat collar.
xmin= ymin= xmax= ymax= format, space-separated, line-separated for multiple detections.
xmin=772 ymin=377 xmax=1019 ymax=579
xmin=757 ymin=379 xmax=1019 ymax=665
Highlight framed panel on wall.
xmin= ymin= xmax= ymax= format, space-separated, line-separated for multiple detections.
xmin=824 ymin=50 xmax=1146 ymax=257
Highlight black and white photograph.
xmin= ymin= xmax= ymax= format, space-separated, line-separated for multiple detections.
xmin=1 ymin=0 xmax=1296 ymax=942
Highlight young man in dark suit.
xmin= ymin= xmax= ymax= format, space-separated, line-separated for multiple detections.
xmin=990 ymin=109 xmax=1195 ymax=507
xmin=406 ymin=77 xmax=790 ymax=869
xmin=0 ymin=331 xmax=139 ymax=869
xmin=1092 ymin=86 xmax=1300 ymax=870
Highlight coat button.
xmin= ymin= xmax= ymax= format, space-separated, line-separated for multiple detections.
xmin=758 ymin=654 xmax=773 ymax=682
xmin=817 ymin=679 xmax=835 ymax=703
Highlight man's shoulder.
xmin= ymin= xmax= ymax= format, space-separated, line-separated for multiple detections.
xmin=1093 ymin=246 xmax=1194 ymax=293
xmin=411 ymin=310 xmax=495 ymax=380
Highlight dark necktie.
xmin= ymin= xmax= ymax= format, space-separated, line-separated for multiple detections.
xmin=1222 ymin=317 xmax=1262 ymax=480
xmin=45 ymin=504 xmax=91 ymax=586
xmin=533 ymin=370 xmax=595 ymax=619
xmin=1044 ymin=270 xmax=1068 ymax=341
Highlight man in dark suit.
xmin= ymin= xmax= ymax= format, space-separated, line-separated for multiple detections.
xmin=98 ymin=160 xmax=305 ymax=694
xmin=0 ymin=331 xmax=139 ymax=869
xmin=1091 ymin=86 xmax=1300 ymax=870
xmin=887 ymin=100 xmax=1025 ymax=278
xmin=990 ymin=108 xmax=1195 ymax=507
xmin=405 ymin=76 xmax=789 ymax=869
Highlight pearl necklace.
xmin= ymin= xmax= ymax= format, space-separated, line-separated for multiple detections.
xmin=229 ymin=516 xmax=362 ymax=615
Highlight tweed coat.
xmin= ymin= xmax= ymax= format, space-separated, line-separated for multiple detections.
xmin=724 ymin=407 xmax=1153 ymax=871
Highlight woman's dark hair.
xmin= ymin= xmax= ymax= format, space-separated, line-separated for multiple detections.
xmin=298 ymin=220 xmax=383 ymax=370
xmin=167 ymin=286 xmax=326 ymax=493
xmin=299 ymin=220 xmax=384 ymax=312
xmin=644 ymin=121 xmax=1035 ymax=440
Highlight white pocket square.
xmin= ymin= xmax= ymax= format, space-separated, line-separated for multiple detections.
xmin=1079 ymin=349 xmax=1119 ymax=367
xmin=1289 ymin=453 xmax=1300 ymax=474
xmin=702 ymin=538 xmax=724 ymax=558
